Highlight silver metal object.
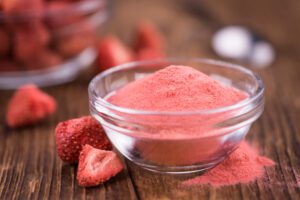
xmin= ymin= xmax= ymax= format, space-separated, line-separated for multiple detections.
xmin=212 ymin=26 xmax=275 ymax=68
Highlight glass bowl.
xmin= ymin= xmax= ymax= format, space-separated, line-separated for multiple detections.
xmin=0 ymin=0 xmax=108 ymax=89
xmin=88 ymin=58 xmax=264 ymax=174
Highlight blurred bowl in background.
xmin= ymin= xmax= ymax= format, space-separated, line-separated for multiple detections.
xmin=0 ymin=0 xmax=108 ymax=89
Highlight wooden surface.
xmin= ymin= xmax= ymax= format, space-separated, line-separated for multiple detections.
xmin=1 ymin=0 xmax=300 ymax=199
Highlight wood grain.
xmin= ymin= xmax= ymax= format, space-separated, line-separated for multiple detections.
xmin=0 ymin=0 xmax=300 ymax=199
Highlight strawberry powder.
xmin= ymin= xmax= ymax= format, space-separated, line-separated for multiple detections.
xmin=108 ymin=65 xmax=274 ymax=184
xmin=109 ymin=65 xmax=247 ymax=111
xmin=183 ymin=141 xmax=275 ymax=187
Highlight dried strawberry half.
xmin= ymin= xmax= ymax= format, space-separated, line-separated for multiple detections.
xmin=77 ymin=144 xmax=123 ymax=187
xmin=55 ymin=116 xmax=112 ymax=163
xmin=6 ymin=84 xmax=56 ymax=128
xmin=98 ymin=36 xmax=134 ymax=70
xmin=134 ymin=20 xmax=165 ymax=52
xmin=136 ymin=48 xmax=165 ymax=61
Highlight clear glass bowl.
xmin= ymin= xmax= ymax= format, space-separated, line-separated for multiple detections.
xmin=88 ymin=58 xmax=264 ymax=174
xmin=0 ymin=0 xmax=107 ymax=89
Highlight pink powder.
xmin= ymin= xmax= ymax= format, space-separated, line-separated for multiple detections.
xmin=183 ymin=141 xmax=275 ymax=187
xmin=109 ymin=65 xmax=247 ymax=112
xmin=107 ymin=65 xmax=250 ymax=165
xmin=108 ymin=65 xmax=275 ymax=182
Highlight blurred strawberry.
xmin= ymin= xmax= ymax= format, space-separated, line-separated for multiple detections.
xmin=98 ymin=36 xmax=134 ymax=70
xmin=136 ymin=48 xmax=165 ymax=61
xmin=24 ymin=50 xmax=62 ymax=70
xmin=45 ymin=1 xmax=82 ymax=28
xmin=134 ymin=20 xmax=165 ymax=52
xmin=55 ymin=21 xmax=96 ymax=58
xmin=2 ymin=0 xmax=44 ymax=16
xmin=0 ymin=28 xmax=10 ymax=57
xmin=0 ymin=60 xmax=19 ymax=72
xmin=6 ymin=84 xmax=56 ymax=128
xmin=14 ymin=23 xmax=49 ymax=62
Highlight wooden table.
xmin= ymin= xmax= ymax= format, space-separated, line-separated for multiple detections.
xmin=1 ymin=0 xmax=299 ymax=199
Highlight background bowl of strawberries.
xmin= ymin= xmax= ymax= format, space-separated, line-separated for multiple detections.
xmin=0 ymin=0 xmax=107 ymax=89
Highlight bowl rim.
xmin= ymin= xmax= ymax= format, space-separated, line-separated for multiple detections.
xmin=0 ymin=0 xmax=106 ymax=20
xmin=89 ymin=58 xmax=264 ymax=116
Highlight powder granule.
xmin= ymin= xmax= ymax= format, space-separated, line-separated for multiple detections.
xmin=183 ymin=141 xmax=275 ymax=187
xmin=109 ymin=65 xmax=247 ymax=111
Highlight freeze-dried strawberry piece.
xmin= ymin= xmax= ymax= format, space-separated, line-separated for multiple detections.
xmin=6 ymin=84 xmax=56 ymax=128
xmin=136 ymin=48 xmax=165 ymax=61
xmin=14 ymin=23 xmax=50 ymax=62
xmin=134 ymin=20 xmax=165 ymax=52
xmin=0 ymin=60 xmax=19 ymax=72
xmin=2 ymin=0 xmax=44 ymax=16
xmin=24 ymin=50 xmax=62 ymax=70
xmin=55 ymin=21 xmax=96 ymax=58
xmin=77 ymin=144 xmax=123 ymax=187
xmin=45 ymin=1 xmax=81 ymax=28
xmin=98 ymin=36 xmax=134 ymax=70
xmin=55 ymin=116 xmax=112 ymax=163
xmin=0 ymin=28 xmax=10 ymax=57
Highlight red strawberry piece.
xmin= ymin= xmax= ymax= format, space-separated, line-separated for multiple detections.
xmin=77 ymin=144 xmax=123 ymax=187
xmin=0 ymin=28 xmax=10 ymax=57
xmin=136 ymin=48 xmax=165 ymax=61
xmin=6 ymin=84 xmax=56 ymax=128
xmin=55 ymin=116 xmax=112 ymax=163
xmin=24 ymin=49 xmax=62 ymax=70
xmin=0 ymin=60 xmax=19 ymax=72
xmin=45 ymin=1 xmax=82 ymax=28
xmin=55 ymin=21 xmax=96 ymax=58
xmin=134 ymin=20 xmax=165 ymax=52
xmin=98 ymin=36 xmax=134 ymax=70
xmin=14 ymin=23 xmax=50 ymax=62
xmin=2 ymin=0 xmax=44 ymax=16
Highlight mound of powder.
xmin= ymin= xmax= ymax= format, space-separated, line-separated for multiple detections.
xmin=108 ymin=65 xmax=274 ymax=184
xmin=183 ymin=141 xmax=275 ymax=187
xmin=108 ymin=65 xmax=247 ymax=111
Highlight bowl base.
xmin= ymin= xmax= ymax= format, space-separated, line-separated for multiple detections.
xmin=0 ymin=47 xmax=96 ymax=90
xmin=127 ymin=156 xmax=227 ymax=175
